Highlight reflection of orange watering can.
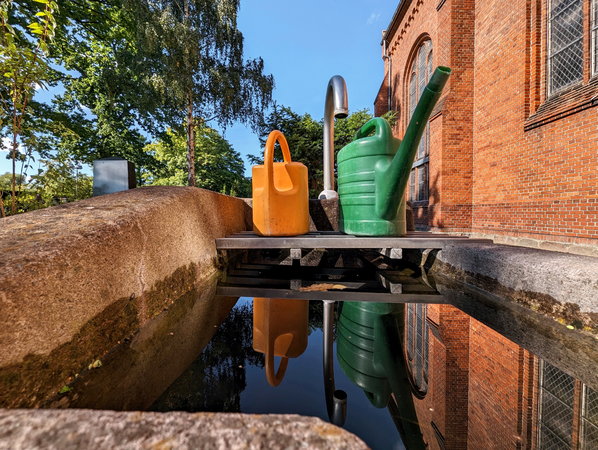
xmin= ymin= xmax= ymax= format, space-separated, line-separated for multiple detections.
xmin=252 ymin=130 xmax=309 ymax=236
xmin=252 ymin=298 xmax=309 ymax=386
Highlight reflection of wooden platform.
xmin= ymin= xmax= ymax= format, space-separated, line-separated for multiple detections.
xmin=216 ymin=263 xmax=445 ymax=304
xmin=216 ymin=231 xmax=493 ymax=250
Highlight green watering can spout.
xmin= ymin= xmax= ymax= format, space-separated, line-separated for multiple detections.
xmin=376 ymin=66 xmax=451 ymax=220
xmin=337 ymin=66 xmax=451 ymax=236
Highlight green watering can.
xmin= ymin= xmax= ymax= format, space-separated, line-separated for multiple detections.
xmin=337 ymin=66 xmax=451 ymax=236
xmin=337 ymin=302 xmax=425 ymax=449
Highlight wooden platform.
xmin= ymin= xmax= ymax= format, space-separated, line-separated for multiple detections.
xmin=216 ymin=231 xmax=493 ymax=250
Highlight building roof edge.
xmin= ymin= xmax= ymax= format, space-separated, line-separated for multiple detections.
xmin=383 ymin=0 xmax=413 ymax=42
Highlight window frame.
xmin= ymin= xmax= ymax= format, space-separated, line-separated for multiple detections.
xmin=537 ymin=360 xmax=598 ymax=449
xmin=592 ymin=0 xmax=598 ymax=76
xmin=405 ymin=303 xmax=429 ymax=396
xmin=547 ymin=0 xmax=585 ymax=96
xmin=407 ymin=40 xmax=433 ymax=204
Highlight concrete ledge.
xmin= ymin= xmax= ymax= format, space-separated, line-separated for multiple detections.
xmin=0 ymin=409 xmax=368 ymax=449
xmin=0 ymin=187 xmax=251 ymax=407
xmin=419 ymin=243 xmax=598 ymax=385
xmin=466 ymin=232 xmax=598 ymax=258
xmin=430 ymin=243 xmax=598 ymax=328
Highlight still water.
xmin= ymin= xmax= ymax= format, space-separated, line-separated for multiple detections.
xmin=150 ymin=297 xmax=597 ymax=450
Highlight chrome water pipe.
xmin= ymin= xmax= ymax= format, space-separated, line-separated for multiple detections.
xmin=323 ymin=300 xmax=347 ymax=426
xmin=319 ymin=76 xmax=348 ymax=200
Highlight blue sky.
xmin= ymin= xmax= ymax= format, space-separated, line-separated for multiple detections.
xmin=1 ymin=1 xmax=398 ymax=177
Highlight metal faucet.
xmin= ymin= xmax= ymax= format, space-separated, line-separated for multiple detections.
xmin=319 ymin=76 xmax=348 ymax=200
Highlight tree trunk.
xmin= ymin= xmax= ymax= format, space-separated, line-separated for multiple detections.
xmin=11 ymin=131 xmax=17 ymax=214
xmin=0 ymin=193 xmax=6 ymax=218
xmin=186 ymin=92 xmax=196 ymax=187
xmin=183 ymin=0 xmax=195 ymax=187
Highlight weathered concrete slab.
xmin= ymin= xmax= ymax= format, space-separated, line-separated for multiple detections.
xmin=413 ymin=243 xmax=598 ymax=386
xmin=0 ymin=409 xmax=368 ymax=450
xmin=0 ymin=187 xmax=251 ymax=407
xmin=431 ymin=244 xmax=598 ymax=326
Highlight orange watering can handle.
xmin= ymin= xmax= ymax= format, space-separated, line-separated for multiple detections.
xmin=265 ymin=350 xmax=289 ymax=387
xmin=264 ymin=130 xmax=292 ymax=186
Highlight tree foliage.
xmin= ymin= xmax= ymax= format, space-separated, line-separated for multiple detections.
xmin=251 ymin=105 xmax=397 ymax=197
xmin=123 ymin=0 xmax=273 ymax=186
xmin=0 ymin=156 xmax=91 ymax=213
xmin=1 ymin=0 xmax=273 ymax=215
xmin=143 ymin=126 xmax=250 ymax=197
xmin=1 ymin=0 xmax=59 ymax=215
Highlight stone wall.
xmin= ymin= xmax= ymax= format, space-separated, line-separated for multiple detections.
xmin=0 ymin=410 xmax=368 ymax=450
xmin=0 ymin=186 xmax=251 ymax=408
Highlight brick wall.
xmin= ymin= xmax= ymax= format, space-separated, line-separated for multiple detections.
xmin=408 ymin=304 xmax=538 ymax=448
xmin=377 ymin=0 xmax=597 ymax=245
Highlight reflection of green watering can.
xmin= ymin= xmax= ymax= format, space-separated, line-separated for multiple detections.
xmin=337 ymin=302 xmax=425 ymax=449
xmin=337 ymin=66 xmax=451 ymax=236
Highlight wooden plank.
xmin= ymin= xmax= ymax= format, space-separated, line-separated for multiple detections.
xmin=231 ymin=266 xmax=366 ymax=277
xmin=216 ymin=286 xmax=445 ymax=303
xmin=216 ymin=235 xmax=493 ymax=249
xmin=225 ymin=232 xmax=483 ymax=239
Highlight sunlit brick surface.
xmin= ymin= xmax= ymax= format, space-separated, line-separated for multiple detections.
xmin=376 ymin=0 xmax=598 ymax=245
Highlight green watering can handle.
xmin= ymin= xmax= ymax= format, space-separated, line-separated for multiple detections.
xmin=353 ymin=117 xmax=392 ymax=142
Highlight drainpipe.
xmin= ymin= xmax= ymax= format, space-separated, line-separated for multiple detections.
xmin=382 ymin=30 xmax=392 ymax=112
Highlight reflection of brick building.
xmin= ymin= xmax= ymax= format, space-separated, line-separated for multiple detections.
xmin=404 ymin=304 xmax=598 ymax=449
xmin=375 ymin=1 xmax=597 ymax=246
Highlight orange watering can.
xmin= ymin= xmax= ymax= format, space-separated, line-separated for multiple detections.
xmin=252 ymin=297 xmax=309 ymax=386
xmin=252 ymin=130 xmax=309 ymax=236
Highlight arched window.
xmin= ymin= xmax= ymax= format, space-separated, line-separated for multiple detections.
xmin=408 ymin=40 xmax=433 ymax=203
xmin=406 ymin=303 xmax=428 ymax=394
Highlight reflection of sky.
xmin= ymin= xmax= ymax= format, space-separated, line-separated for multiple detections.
xmin=238 ymin=297 xmax=404 ymax=450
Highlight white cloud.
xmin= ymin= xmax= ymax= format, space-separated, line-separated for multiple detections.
xmin=367 ymin=12 xmax=381 ymax=25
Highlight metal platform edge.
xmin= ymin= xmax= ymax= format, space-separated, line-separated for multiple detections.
xmin=215 ymin=231 xmax=493 ymax=250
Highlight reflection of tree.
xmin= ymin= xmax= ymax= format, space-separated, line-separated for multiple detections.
xmin=151 ymin=303 xmax=262 ymax=412
xmin=308 ymin=301 xmax=324 ymax=332
xmin=150 ymin=300 xmax=329 ymax=412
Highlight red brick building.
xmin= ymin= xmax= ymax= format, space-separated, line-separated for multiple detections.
xmin=404 ymin=303 xmax=598 ymax=449
xmin=375 ymin=0 xmax=597 ymax=247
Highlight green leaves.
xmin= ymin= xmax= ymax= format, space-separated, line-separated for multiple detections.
xmin=0 ymin=0 xmax=59 ymax=214
xmin=27 ymin=22 xmax=44 ymax=34
xmin=143 ymin=126 xmax=249 ymax=196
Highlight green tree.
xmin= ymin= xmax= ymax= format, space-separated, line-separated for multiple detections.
xmin=1 ymin=0 xmax=59 ymax=216
xmin=30 ymin=151 xmax=92 ymax=206
xmin=251 ymin=105 xmax=397 ymax=197
xmin=130 ymin=0 xmax=273 ymax=186
xmin=143 ymin=126 xmax=250 ymax=197
xmin=49 ymin=0 xmax=160 ymax=172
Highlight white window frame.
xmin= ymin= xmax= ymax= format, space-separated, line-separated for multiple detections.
xmin=408 ymin=40 xmax=433 ymax=203
xmin=547 ymin=0 xmax=585 ymax=95
xmin=592 ymin=0 xmax=598 ymax=76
